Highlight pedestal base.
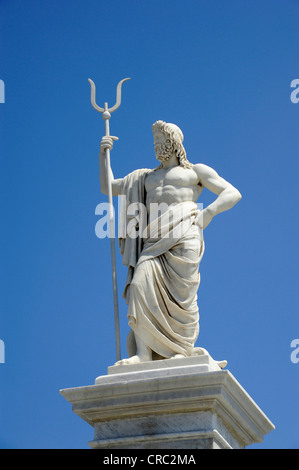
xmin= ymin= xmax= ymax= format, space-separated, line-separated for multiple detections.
xmin=60 ymin=355 xmax=274 ymax=449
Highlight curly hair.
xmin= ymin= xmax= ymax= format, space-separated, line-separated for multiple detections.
xmin=152 ymin=120 xmax=193 ymax=170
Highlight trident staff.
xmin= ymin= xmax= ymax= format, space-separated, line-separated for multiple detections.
xmin=88 ymin=77 xmax=131 ymax=362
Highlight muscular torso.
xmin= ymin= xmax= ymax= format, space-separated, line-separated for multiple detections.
xmin=145 ymin=165 xmax=203 ymax=211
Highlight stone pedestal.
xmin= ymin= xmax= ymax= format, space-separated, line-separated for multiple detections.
xmin=60 ymin=355 xmax=274 ymax=449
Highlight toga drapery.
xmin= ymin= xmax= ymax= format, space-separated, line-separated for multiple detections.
xmin=118 ymin=168 xmax=205 ymax=359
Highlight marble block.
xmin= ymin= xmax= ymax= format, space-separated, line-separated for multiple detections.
xmin=60 ymin=355 xmax=274 ymax=449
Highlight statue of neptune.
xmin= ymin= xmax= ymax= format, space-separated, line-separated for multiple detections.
xmin=99 ymin=121 xmax=241 ymax=366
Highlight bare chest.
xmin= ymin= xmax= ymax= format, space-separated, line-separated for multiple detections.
xmin=145 ymin=166 xmax=199 ymax=192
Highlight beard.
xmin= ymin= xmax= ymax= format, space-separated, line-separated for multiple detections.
xmin=155 ymin=143 xmax=173 ymax=162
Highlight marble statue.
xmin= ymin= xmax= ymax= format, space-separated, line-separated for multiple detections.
xmin=99 ymin=120 xmax=241 ymax=366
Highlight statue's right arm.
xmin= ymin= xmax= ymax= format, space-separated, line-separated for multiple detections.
xmin=99 ymin=136 xmax=124 ymax=196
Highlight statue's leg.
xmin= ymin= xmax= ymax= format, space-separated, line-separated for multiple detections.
xmin=114 ymin=332 xmax=152 ymax=366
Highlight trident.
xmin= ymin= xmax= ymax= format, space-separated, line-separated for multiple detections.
xmin=88 ymin=77 xmax=131 ymax=362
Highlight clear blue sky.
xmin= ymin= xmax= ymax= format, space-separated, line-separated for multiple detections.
xmin=0 ymin=0 xmax=298 ymax=449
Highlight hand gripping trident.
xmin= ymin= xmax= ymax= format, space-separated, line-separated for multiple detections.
xmin=88 ymin=77 xmax=131 ymax=362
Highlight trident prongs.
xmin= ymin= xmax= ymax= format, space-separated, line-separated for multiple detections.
xmin=88 ymin=78 xmax=131 ymax=114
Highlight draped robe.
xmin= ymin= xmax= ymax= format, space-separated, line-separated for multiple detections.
xmin=118 ymin=168 xmax=205 ymax=358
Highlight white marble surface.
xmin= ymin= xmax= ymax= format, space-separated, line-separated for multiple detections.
xmin=60 ymin=356 xmax=275 ymax=449
xmin=100 ymin=352 xmax=224 ymax=384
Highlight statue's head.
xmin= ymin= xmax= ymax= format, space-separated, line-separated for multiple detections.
xmin=152 ymin=120 xmax=192 ymax=169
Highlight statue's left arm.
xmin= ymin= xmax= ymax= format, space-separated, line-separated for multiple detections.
xmin=194 ymin=163 xmax=242 ymax=229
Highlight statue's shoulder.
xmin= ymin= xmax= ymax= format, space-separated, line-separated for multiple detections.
xmin=192 ymin=162 xmax=217 ymax=177
xmin=126 ymin=168 xmax=152 ymax=178
xmin=122 ymin=168 xmax=152 ymax=191
xmin=193 ymin=162 xmax=210 ymax=171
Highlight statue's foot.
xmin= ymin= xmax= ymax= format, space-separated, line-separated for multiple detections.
xmin=169 ymin=354 xmax=185 ymax=360
xmin=115 ymin=353 xmax=151 ymax=366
